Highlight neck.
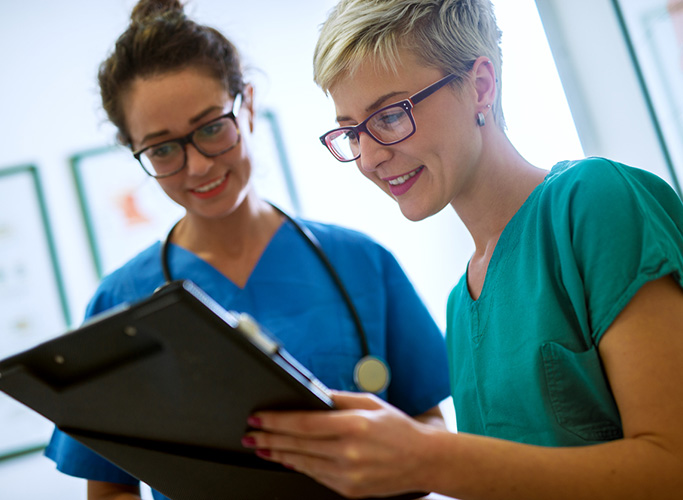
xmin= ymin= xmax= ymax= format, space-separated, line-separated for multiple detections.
xmin=451 ymin=133 xmax=547 ymax=256
xmin=171 ymin=196 xmax=283 ymax=259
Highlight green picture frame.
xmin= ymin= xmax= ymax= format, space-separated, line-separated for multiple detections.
xmin=0 ymin=165 xmax=70 ymax=460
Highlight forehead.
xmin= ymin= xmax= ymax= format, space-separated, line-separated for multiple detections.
xmin=123 ymin=68 xmax=230 ymax=143
xmin=125 ymin=69 xmax=228 ymax=117
xmin=328 ymin=52 xmax=445 ymax=121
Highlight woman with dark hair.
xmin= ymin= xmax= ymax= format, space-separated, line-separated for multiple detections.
xmin=44 ymin=1 xmax=451 ymax=498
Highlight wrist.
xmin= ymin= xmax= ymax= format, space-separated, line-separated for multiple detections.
xmin=413 ymin=424 xmax=457 ymax=494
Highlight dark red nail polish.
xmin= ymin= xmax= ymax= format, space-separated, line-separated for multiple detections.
xmin=247 ymin=416 xmax=262 ymax=428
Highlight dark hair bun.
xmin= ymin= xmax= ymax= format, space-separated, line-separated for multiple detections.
xmin=130 ymin=0 xmax=184 ymax=23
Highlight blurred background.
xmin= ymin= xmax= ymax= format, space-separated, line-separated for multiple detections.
xmin=0 ymin=0 xmax=680 ymax=498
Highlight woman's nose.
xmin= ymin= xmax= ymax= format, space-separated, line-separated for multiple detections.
xmin=185 ymin=144 xmax=213 ymax=176
xmin=357 ymin=133 xmax=390 ymax=172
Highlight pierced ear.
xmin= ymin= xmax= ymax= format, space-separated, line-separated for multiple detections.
xmin=472 ymin=56 xmax=496 ymax=115
xmin=241 ymin=83 xmax=255 ymax=133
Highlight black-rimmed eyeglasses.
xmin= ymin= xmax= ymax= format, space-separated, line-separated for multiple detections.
xmin=133 ymin=94 xmax=243 ymax=178
xmin=319 ymin=74 xmax=458 ymax=162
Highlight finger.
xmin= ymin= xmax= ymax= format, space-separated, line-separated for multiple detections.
xmin=250 ymin=407 xmax=378 ymax=438
xmin=254 ymin=448 xmax=342 ymax=485
xmin=248 ymin=409 xmax=350 ymax=438
xmin=248 ymin=391 xmax=386 ymax=435
xmin=258 ymin=447 xmax=396 ymax=500
xmin=329 ymin=390 xmax=385 ymax=410
xmin=243 ymin=431 xmax=343 ymax=460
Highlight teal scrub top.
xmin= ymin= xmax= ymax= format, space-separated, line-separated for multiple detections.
xmin=447 ymin=157 xmax=683 ymax=446
xmin=46 ymin=218 xmax=450 ymax=499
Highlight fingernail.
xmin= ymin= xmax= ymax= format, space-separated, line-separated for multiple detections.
xmin=255 ymin=449 xmax=271 ymax=458
xmin=247 ymin=416 xmax=262 ymax=428
xmin=241 ymin=436 xmax=256 ymax=447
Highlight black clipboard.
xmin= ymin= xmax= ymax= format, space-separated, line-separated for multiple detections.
xmin=0 ymin=280 xmax=426 ymax=500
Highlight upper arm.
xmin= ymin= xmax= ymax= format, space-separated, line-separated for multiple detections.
xmin=598 ymin=275 xmax=683 ymax=450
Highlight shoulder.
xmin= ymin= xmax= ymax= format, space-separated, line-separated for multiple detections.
xmin=543 ymin=157 xmax=677 ymax=202
xmin=297 ymin=219 xmax=381 ymax=245
xmin=292 ymin=218 xmax=407 ymax=280
xmin=294 ymin=219 xmax=392 ymax=257
xmin=537 ymin=157 xmax=682 ymax=225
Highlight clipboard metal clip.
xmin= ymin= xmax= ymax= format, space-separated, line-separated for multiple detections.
xmin=234 ymin=313 xmax=280 ymax=356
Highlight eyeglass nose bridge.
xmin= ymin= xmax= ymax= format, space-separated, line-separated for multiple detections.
xmin=177 ymin=132 xmax=215 ymax=159
xmin=179 ymin=135 xmax=211 ymax=175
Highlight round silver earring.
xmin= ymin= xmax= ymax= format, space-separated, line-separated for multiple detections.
xmin=476 ymin=112 xmax=486 ymax=127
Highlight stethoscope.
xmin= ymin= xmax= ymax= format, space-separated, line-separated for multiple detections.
xmin=159 ymin=203 xmax=391 ymax=394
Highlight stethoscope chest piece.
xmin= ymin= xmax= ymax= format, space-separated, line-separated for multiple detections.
xmin=354 ymin=355 xmax=391 ymax=394
xmin=161 ymin=206 xmax=392 ymax=395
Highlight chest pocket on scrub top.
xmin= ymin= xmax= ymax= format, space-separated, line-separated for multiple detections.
xmin=541 ymin=341 xmax=623 ymax=443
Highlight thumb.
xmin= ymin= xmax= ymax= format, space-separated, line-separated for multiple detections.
xmin=330 ymin=390 xmax=386 ymax=411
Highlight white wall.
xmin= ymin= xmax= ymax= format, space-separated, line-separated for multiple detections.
xmin=0 ymin=0 xmax=584 ymax=498
xmin=0 ymin=0 xmax=583 ymax=332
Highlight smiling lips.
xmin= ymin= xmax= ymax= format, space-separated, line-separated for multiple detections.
xmin=190 ymin=172 xmax=229 ymax=199
xmin=385 ymin=166 xmax=424 ymax=196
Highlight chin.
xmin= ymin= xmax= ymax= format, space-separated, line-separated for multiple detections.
xmin=398 ymin=205 xmax=430 ymax=222
xmin=397 ymin=198 xmax=445 ymax=222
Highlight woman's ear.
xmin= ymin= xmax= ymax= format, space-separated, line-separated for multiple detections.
xmin=241 ymin=83 xmax=255 ymax=133
xmin=472 ymin=56 xmax=496 ymax=118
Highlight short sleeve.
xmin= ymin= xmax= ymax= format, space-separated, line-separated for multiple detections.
xmin=45 ymin=429 xmax=139 ymax=485
xmin=557 ymin=158 xmax=683 ymax=343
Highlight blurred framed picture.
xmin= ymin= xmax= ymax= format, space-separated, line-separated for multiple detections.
xmin=615 ymin=0 xmax=683 ymax=193
xmin=0 ymin=165 xmax=70 ymax=458
xmin=71 ymin=109 xmax=301 ymax=279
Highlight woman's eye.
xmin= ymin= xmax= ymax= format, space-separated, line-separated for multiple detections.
xmin=197 ymin=120 xmax=225 ymax=138
xmin=149 ymin=143 xmax=178 ymax=159
xmin=343 ymin=129 xmax=358 ymax=141
xmin=376 ymin=110 xmax=404 ymax=128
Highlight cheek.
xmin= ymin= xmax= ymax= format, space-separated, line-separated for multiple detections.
xmin=355 ymin=161 xmax=377 ymax=183
xmin=156 ymin=178 xmax=185 ymax=202
xmin=355 ymin=163 xmax=392 ymax=196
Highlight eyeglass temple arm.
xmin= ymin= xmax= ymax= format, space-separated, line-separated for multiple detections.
xmin=410 ymin=73 xmax=459 ymax=106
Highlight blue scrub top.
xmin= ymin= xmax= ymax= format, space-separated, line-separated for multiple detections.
xmin=46 ymin=218 xmax=450 ymax=498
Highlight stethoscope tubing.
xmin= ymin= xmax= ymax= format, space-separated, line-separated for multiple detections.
xmin=159 ymin=203 xmax=371 ymax=358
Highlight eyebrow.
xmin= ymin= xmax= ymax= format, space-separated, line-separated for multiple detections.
xmin=335 ymin=90 xmax=406 ymax=123
xmin=138 ymin=105 xmax=225 ymax=146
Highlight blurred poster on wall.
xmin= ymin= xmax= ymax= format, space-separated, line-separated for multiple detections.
xmin=0 ymin=165 xmax=70 ymax=458
xmin=72 ymin=109 xmax=301 ymax=279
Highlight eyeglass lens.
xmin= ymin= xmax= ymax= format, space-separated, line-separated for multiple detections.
xmin=322 ymin=73 xmax=460 ymax=162
xmin=326 ymin=104 xmax=414 ymax=161
xmin=139 ymin=116 xmax=240 ymax=177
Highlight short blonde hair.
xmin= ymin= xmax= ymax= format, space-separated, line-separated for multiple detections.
xmin=314 ymin=0 xmax=505 ymax=129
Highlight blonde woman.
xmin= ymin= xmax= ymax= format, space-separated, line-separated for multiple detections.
xmin=244 ymin=1 xmax=683 ymax=499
